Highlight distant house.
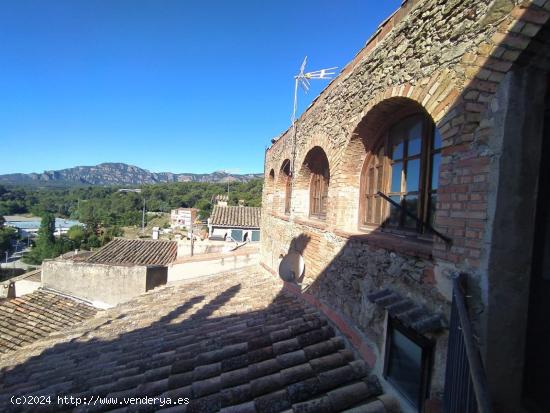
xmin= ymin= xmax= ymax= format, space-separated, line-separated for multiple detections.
xmin=208 ymin=205 xmax=260 ymax=242
xmin=211 ymin=194 xmax=228 ymax=207
xmin=170 ymin=208 xmax=198 ymax=229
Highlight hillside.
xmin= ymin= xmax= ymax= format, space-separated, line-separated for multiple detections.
xmin=0 ymin=163 xmax=262 ymax=187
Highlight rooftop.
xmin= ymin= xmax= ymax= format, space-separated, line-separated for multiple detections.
xmin=85 ymin=238 xmax=178 ymax=266
xmin=0 ymin=289 xmax=96 ymax=355
xmin=0 ymin=269 xmax=395 ymax=412
xmin=210 ymin=206 xmax=261 ymax=229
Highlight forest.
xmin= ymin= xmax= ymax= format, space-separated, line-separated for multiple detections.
xmin=0 ymin=180 xmax=263 ymax=223
xmin=0 ymin=180 xmax=263 ymax=263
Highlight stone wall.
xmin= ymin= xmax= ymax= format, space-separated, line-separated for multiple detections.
xmin=261 ymin=0 xmax=550 ymax=409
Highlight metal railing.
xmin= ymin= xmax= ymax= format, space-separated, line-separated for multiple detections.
xmin=443 ymin=274 xmax=492 ymax=413
xmin=376 ymin=191 xmax=452 ymax=245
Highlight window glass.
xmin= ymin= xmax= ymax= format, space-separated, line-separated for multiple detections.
xmin=403 ymin=195 xmax=419 ymax=229
xmin=408 ymin=122 xmax=422 ymax=156
xmin=406 ymin=159 xmax=420 ymax=192
xmin=387 ymin=328 xmax=423 ymax=408
xmin=231 ymin=229 xmax=243 ymax=242
xmin=362 ymin=113 xmax=441 ymax=233
xmin=389 ymin=195 xmax=401 ymax=225
xmin=251 ymin=231 xmax=260 ymax=242
xmin=391 ymin=163 xmax=403 ymax=193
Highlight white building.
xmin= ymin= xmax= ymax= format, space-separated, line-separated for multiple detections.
xmin=208 ymin=205 xmax=260 ymax=242
xmin=170 ymin=208 xmax=198 ymax=229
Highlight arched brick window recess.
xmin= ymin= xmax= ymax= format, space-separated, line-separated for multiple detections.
xmin=360 ymin=104 xmax=441 ymax=235
xmin=278 ymin=159 xmax=292 ymax=215
xmin=301 ymin=147 xmax=330 ymax=220
xmin=267 ymin=169 xmax=275 ymax=194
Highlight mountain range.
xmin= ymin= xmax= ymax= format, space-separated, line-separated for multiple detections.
xmin=0 ymin=163 xmax=263 ymax=187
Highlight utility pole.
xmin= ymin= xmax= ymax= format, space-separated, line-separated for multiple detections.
xmin=190 ymin=218 xmax=194 ymax=257
xmin=142 ymin=197 xmax=146 ymax=235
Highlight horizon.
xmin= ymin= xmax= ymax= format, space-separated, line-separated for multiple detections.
xmin=0 ymin=0 xmax=402 ymax=175
xmin=0 ymin=161 xmax=264 ymax=177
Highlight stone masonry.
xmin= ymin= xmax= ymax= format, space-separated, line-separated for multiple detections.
xmin=261 ymin=0 xmax=550 ymax=410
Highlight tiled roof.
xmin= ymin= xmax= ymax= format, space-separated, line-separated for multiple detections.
xmin=211 ymin=206 xmax=261 ymax=228
xmin=0 ymin=289 xmax=96 ymax=355
xmin=0 ymin=269 xmax=395 ymax=412
xmin=85 ymin=238 xmax=178 ymax=266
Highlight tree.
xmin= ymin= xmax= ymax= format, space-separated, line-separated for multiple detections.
xmin=23 ymin=213 xmax=58 ymax=264
xmin=38 ymin=213 xmax=56 ymax=244
xmin=67 ymin=225 xmax=86 ymax=246
xmin=0 ymin=227 xmax=16 ymax=255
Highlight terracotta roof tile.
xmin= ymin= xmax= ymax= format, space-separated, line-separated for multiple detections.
xmin=85 ymin=238 xmax=178 ymax=266
xmin=210 ymin=206 xmax=261 ymax=228
xmin=0 ymin=290 xmax=96 ymax=355
xmin=0 ymin=269 xmax=392 ymax=412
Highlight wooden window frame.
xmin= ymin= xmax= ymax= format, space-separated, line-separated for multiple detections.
xmin=360 ymin=113 xmax=440 ymax=238
xmin=281 ymin=160 xmax=292 ymax=215
xmin=383 ymin=316 xmax=434 ymax=412
xmin=310 ymin=170 xmax=329 ymax=219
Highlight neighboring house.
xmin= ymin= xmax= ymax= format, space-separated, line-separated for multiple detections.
xmin=41 ymin=238 xmax=178 ymax=307
xmin=261 ymin=1 xmax=550 ymax=412
xmin=170 ymin=207 xmax=198 ymax=229
xmin=208 ymin=205 xmax=261 ymax=242
xmin=211 ymin=193 xmax=228 ymax=207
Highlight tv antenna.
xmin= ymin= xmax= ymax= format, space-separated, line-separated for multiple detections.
xmin=290 ymin=57 xmax=337 ymax=175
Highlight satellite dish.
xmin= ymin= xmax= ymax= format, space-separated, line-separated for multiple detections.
xmin=278 ymin=251 xmax=305 ymax=282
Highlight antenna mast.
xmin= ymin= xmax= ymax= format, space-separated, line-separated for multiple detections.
xmin=290 ymin=57 xmax=337 ymax=176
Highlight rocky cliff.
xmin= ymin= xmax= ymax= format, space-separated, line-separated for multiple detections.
xmin=0 ymin=163 xmax=262 ymax=186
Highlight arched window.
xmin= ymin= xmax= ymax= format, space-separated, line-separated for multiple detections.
xmin=362 ymin=113 xmax=441 ymax=233
xmin=307 ymin=149 xmax=330 ymax=219
xmin=280 ymin=160 xmax=292 ymax=214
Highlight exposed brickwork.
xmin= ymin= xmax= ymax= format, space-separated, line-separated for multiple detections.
xmin=261 ymin=0 xmax=550 ymax=405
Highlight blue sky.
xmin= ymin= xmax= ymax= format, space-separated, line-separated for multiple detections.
xmin=0 ymin=0 xmax=402 ymax=175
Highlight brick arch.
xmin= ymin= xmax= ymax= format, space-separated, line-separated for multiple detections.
xmin=333 ymin=73 xmax=460 ymax=186
xmin=274 ymin=159 xmax=291 ymax=213
xmin=266 ymin=168 xmax=275 ymax=194
xmin=294 ymin=146 xmax=331 ymax=191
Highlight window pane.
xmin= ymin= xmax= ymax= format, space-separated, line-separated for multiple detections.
xmin=431 ymin=153 xmax=441 ymax=190
xmin=387 ymin=328 xmax=423 ymax=408
xmin=433 ymin=129 xmax=442 ymax=150
xmin=392 ymin=141 xmax=404 ymax=160
xmin=389 ymin=195 xmax=401 ymax=226
xmin=406 ymin=159 xmax=420 ymax=193
xmin=391 ymin=162 xmax=403 ymax=193
xmin=251 ymin=231 xmax=260 ymax=242
xmin=408 ymin=121 xmax=422 ymax=156
xmin=403 ymin=195 xmax=419 ymax=229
